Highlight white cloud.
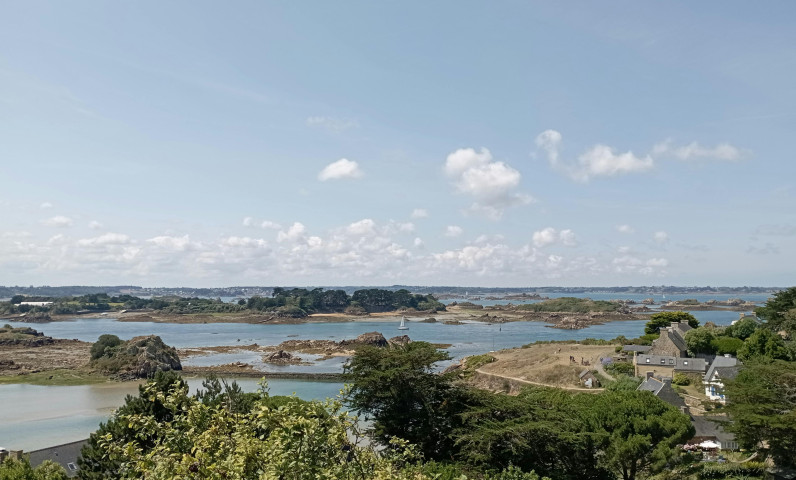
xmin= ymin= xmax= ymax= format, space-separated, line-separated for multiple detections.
xmin=318 ymin=158 xmax=364 ymax=181
xmin=652 ymin=140 xmax=744 ymax=161
xmin=445 ymin=225 xmax=463 ymax=237
xmin=88 ymin=221 xmax=103 ymax=230
xmin=536 ymin=130 xmax=653 ymax=182
xmin=40 ymin=202 xmax=53 ymax=209
xmin=413 ymin=237 xmax=424 ymax=248
xmin=559 ymin=229 xmax=577 ymax=246
xmin=261 ymin=220 xmax=282 ymax=230
xmin=242 ymin=217 xmax=254 ymax=227
xmin=346 ymin=219 xmax=377 ymax=236
xmin=147 ymin=235 xmax=194 ymax=251
xmin=532 ymin=227 xmax=557 ymax=247
xmin=444 ymin=148 xmax=532 ymax=220
xmin=532 ymin=227 xmax=577 ymax=247
xmin=277 ymin=222 xmax=307 ymax=242
xmin=77 ymin=233 xmax=131 ymax=247
xmin=306 ymin=116 xmax=358 ymax=133
xmin=654 ymin=231 xmax=669 ymax=243
xmin=410 ymin=208 xmax=429 ymax=219
xmin=41 ymin=215 xmax=73 ymax=228
xmin=616 ymin=225 xmax=635 ymax=234
xmin=646 ymin=258 xmax=669 ymax=267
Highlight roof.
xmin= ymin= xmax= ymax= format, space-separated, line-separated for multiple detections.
xmin=691 ymin=415 xmax=735 ymax=444
xmin=636 ymin=355 xmax=707 ymax=372
xmin=703 ymin=356 xmax=740 ymax=383
xmin=579 ymin=369 xmax=594 ymax=379
xmin=637 ymin=377 xmax=686 ymax=409
xmin=27 ymin=440 xmax=86 ymax=478
xmin=622 ymin=345 xmax=651 ymax=352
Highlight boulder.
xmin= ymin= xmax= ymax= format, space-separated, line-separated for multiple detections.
xmin=349 ymin=331 xmax=388 ymax=347
xmin=388 ymin=335 xmax=411 ymax=346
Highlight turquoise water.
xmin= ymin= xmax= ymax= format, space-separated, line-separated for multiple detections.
xmin=0 ymin=378 xmax=344 ymax=452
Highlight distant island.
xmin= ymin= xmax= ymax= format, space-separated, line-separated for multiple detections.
xmin=0 ymin=284 xmax=782 ymax=300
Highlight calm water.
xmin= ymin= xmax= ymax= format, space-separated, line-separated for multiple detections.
xmin=441 ymin=292 xmax=770 ymax=307
xmin=0 ymin=378 xmax=344 ymax=452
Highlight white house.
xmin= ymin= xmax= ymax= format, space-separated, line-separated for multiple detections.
xmin=703 ymin=355 xmax=741 ymax=403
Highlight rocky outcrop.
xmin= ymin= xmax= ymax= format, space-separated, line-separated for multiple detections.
xmin=0 ymin=326 xmax=54 ymax=347
xmin=340 ymin=332 xmax=388 ymax=348
xmin=93 ymin=335 xmax=181 ymax=380
xmin=263 ymin=349 xmax=303 ymax=364
xmin=388 ymin=335 xmax=411 ymax=346
xmin=15 ymin=312 xmax=52 ymax=323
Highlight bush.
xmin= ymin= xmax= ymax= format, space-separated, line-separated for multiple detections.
xmin=697 ymin=461 xmax=765 ymax=479
xmin=605 ymin=361 xmax=635 ymax=376
xmin=90 ymin=334 xmax=122 ymax=360
xmin=711 ymin=336 xmax=744 ymax=356
xmin=672 ymin=373 xmax=690 ymax=386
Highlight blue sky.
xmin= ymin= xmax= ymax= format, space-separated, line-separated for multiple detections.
xmin=1 ymin=1 xmax=795 ymax=287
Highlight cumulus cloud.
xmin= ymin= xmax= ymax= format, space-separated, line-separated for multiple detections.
xmin=88 ymin=221 xmax=103 ymax=230
xmin=536 ymin=130 xmax=652 ymax=182
xmin=147 ymin=235 xmax=195 ymax=251
xmin=410 ymin=208 xmax=429 ymax=219
xmin=652 ymin=140 xmax=744 ymax=161
xmin=616 ymin=225 xmax=635 ymax=234
xmin=445 ymin=225 xmax=463 ymax=237
xmin=77 ymin=233 xmax=131 ymax=247
xmin=261 ymin=220 xmax=282 ymax=230
xmin=306 ymin=116 xmax=358 ymax=133
xmin=413 ymin=237 xmax=424 ymax=248
xmin=40 ymin=202 xmax=53 ymax=209
xmin=242 ymin=217 xmax=254 ymax=227
xmin=654 ymin=231 xmax=669 ymax=243
xmin=444 ymin=148 xmax=532 ymax=220
xmin=277 ymin=222 xmax=307 ymax=242
xmin=318 ymin=158 xmax=363 ymax=181
xmin=41 ymin=215 xmax=73 ymax=228
xmin=532 ymin=227 xmax=577 ymax=247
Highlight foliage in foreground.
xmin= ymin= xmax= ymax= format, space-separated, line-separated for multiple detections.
xmin=0 ymin=458 xmax=67 ymax=480
xmin=78 ymin=371 xmax=546 ymax=480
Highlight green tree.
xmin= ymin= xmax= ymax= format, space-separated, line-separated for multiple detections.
xmin=644 ymin=311 xmax=698 ymax=335
xmin=454 ymin=387 xmax=611 ymax=480
xmin=0 ymin=458 xmax=67 ymax=480
xmin=710 ymin=336 xmax=744 ymax=356
xmin=756 ymin=287 xmax=796 ymax=338
xmin=724 ymin=317 xmax=759 ymax=340
xmin=737 ymin=328 xmax=791 ymax=363
xmin=724 ymin=360 xmax=796 ymax=468
xmin=684 ymin=328 xmax=717 ymax=356
xmin=586 ymin=391 xmax=694 ymax=480
xmin=78 ymin=371 xmax=189 ymax=479
xmin=89 ymin=334 xmax=122 ymax=360
xmin=344 ymin=341 xmax=459 ymax=459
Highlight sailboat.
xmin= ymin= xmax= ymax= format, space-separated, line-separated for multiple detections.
xmin=398 ymin=316 xmax=409 ymax=330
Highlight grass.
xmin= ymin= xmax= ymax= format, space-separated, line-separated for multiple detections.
xmin=0 ymin=369 xmax=108 ymax=386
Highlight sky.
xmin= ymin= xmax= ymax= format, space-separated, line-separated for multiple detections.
xmin=1 ymin=1 xmax=795 ymax=287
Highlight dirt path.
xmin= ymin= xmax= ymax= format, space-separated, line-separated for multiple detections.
xmin=474 ymin=368 xmax=604 ymax=392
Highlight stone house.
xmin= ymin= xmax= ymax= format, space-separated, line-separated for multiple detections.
xmin=703 ymin=355 xmax=741 ymax=404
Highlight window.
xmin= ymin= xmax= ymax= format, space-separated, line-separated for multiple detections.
xmin=683 ymin=361 xmax=688 ymax=365
xmin=669 ymin=358 xmax=675 ymax=365
xmin=67 ymin=463 xmax=78 ymax=472
xmin=661 ymin=359 xmax=666 ymax=364
xmin=645 ymin=358 xmax=650 ymax=363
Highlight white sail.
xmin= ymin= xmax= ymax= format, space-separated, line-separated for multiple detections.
xmin=398 ymin=315 xmax=409 ymax=330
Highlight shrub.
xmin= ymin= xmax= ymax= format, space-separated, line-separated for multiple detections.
xmin=605 ymin=361 xmax=635 ymax=376
xmin=90 ymin=334 xmax=122 ymax=360
xmin=672 ymin=373 xmax=690 ymax=386
xmin=711 ymin=336 xmax=744 ymax=356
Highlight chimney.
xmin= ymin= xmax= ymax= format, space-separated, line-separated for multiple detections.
xmin=9 ymin=450 xmax=23 ymax=461
xmin=646 ymin=371 xmax=654 ymax=380
xmin=680 ymin=406 xmax=690 ymax=415
xmin=0 ymin=450 xmax=7 ymax=462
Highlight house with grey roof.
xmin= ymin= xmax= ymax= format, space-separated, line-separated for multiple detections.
xmin=27 ymin=440 xmax=86 ymax=477
xmin=703 ymin=355 xmax=741 ymax=404
xmin=637 ymin=373 xmax=686 ymax=409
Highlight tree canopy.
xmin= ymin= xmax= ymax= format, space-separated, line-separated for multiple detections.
xmin=756 ymin=286 xmax=796 ymax=338
xmin=644 ymin=311 xmax=698 ymax=335
xmin=724 ymin=360 xmax=796 ymax=468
